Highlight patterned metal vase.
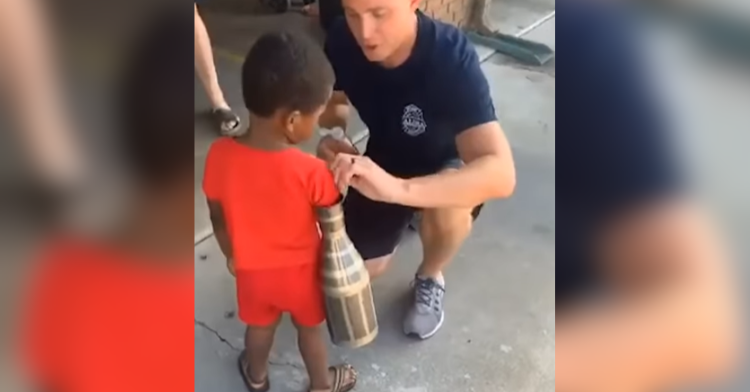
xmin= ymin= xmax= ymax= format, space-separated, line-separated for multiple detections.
xmin=317 ymin=200 xmax=378 ymax=348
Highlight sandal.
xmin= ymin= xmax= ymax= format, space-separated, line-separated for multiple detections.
xmin=211 ymin=107 xmax=242 ymax=137
xmin=237 ymin=350 xmax=270 ymax=392
xmin=310 ymin=364 xmax=358 ymax=392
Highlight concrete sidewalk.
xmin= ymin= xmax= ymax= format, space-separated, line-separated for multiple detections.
xmin=194 ymin=4 xmax=555 ymax=392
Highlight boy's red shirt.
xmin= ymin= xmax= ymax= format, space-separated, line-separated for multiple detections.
xmin=21 ymin=238 xmax=194 ymax=392
xmin=202 ymin=137 xmax=340 ymax=271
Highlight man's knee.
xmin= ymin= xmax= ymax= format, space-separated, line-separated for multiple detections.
xmin=364 ymin=254 xmax=393 ymax=280
xmin=421 ymin=206 xmax=473 ymax=239
xmin=419 ymin=166 xmax=475 ymax=239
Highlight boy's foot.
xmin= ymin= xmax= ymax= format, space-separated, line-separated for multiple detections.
xmin=211 ymin=106 xmax=242 ymax=137
xmin=310 ymin=364 xmax=357 ymax=392
xmin=237 ymin=350 xmax=270 ymax=392
xmin=403 ymin=275 xmax=446 ymax=339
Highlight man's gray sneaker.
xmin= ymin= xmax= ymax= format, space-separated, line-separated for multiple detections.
xmin=403 ymin=275 xmax=445 ymax=339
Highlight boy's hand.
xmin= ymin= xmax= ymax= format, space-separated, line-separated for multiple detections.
xmin=226 ymin=258 xmax=236 ymax=277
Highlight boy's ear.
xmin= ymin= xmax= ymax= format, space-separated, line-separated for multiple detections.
xmin=279 ymin=109 xmax=300 ymax=132
xmin=290 ymin=110 xmax=302 ymax=123
xmin=287 ymin=110 xmax=302 ymax=130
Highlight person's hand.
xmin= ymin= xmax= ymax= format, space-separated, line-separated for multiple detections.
xmin=330 ymin=153 xmax=406 ymax=203
xmin=317 ymin=135 xmax=358 ymax=164
xmin=226 ymin=258 xmax=236 ymax=277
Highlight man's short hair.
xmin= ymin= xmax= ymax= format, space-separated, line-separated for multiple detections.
xmin=242 ymin=31 xmax=335 ymax=117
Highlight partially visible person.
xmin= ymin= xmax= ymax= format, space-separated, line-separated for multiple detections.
xmin=195 ymin=3 xmax=242 ymax=135
xmin=0 ymin=0 xmax=85 ymax=189
xmin=556 ymin=1 xmax=742 ymax=391
xmin=203 ymin=31 xmax=357 ymax=392
xmin=19 ymin=7 xmax=194 ymax=392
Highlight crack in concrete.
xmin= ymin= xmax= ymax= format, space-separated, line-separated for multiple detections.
xmin=268 ymin=357 xmax=306 ymax=370
xmin=195 ymin=319 xmax=241 ymax=351
xmin=194 ymin=319 xmax=306 ymax=370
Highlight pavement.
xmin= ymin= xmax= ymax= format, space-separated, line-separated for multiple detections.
xmin=193 ymin=1 xmax=556 ymax=391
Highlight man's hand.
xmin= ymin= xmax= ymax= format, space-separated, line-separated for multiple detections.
xmin=330 ymin=153 xmax=405 ymax=203
xmin=317 ymin=135 xmax=358 ymax=164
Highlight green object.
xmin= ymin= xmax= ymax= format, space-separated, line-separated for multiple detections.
xmin=467 ymin=31 xmax=555 ymax=66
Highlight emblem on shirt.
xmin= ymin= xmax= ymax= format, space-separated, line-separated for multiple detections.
xmin=402 ymin=104 xmax=427 ymax=137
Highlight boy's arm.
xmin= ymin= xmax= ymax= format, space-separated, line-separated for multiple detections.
xmin=308 ymin=160 xmax=342 ymax=208
xmin=207 ymin=200 xmax=232 ymax=259
xmin=202 ymin=144 xmax=232 ymax=259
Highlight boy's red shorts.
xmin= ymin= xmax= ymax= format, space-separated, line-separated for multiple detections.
xmin=236 ymin=263 xmax=325 ymax=328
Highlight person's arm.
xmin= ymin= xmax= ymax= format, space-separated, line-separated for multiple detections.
xmin=319 ymin=24 xmax=352 ymax=133
xmin=207 ymin=201 xmax=232 ymax=259
xmin=318 ymin=91 xmax=351 ymax=132
xmin=398 ymin=120 xmax=515 ymax=208
xmin=307 ymin=158 xmax=343 ymax=207
xmin=556 ymin=3 xmax=741 ymax=391
xmin=0 ymin=0 xmax=84 ymax=187
xmin=202 ymin=144 xmax=232 ymax=260
xmin=398 ymin=42 xmax=516 ymax=209
xmin=317 ymin=28 xmax=360 ymax=162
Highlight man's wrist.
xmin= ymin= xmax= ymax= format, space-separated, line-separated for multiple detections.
xmin=392 ymin=177 xmax=414 ymax=205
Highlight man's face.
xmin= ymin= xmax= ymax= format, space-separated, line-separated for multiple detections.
xmin=342 ymin=0 xmax=418 ymax=62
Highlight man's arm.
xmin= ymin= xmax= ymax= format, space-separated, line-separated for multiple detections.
xmin=316 ymin=91 xmax=360 ymax=163
xmin=398 ymin=121 xmax=516 ymax=208
xmin=318 ymin=91 xmax=350 ymax=132
xmin=320 ymin=25 xmax=351 ymax=133
xmin=397 ymin=37 xmax=516 ymax=209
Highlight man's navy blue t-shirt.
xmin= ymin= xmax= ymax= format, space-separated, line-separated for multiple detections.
xmin=556 ymin=0 xmax=684 ymax=306
xmin=324 ymin=12 xmax=496 ymax=177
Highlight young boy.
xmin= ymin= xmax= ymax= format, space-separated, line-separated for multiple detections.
xmin=20 ymin=7 xmax=194 ymax=392
xmin=202 ymin=32 xmax=358 ymax=392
